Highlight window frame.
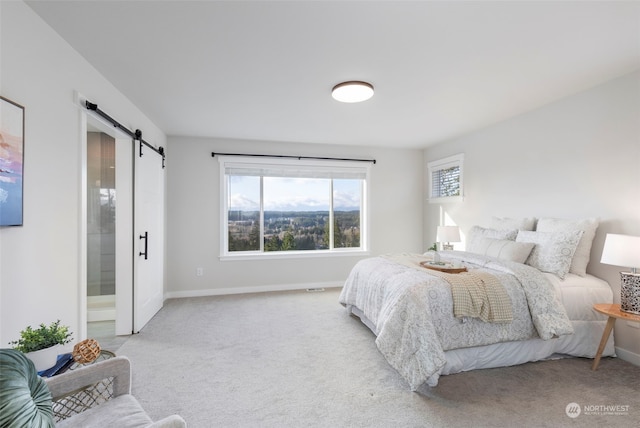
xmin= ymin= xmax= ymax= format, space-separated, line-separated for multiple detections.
xmin=427 ymin=153 xmax=464 ymax=203
xmin=218 ymin=156 xmax=371 ymax=260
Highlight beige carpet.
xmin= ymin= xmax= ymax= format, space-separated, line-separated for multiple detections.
xmin=114 ymin=288 xmax=640 ymax=427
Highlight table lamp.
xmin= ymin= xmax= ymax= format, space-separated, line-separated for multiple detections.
xmin=600 ymin=233 xmax=640 ymax=315
xmin=437 ymin=226 xmax=461 ymax=251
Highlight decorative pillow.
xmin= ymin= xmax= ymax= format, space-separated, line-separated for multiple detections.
xmin=467 ymin=226 xmax=518 ymax=253
xmin=491 ymin=217 xmax=536 ymax=231
xmin=516 ymin=230 xmax=584 ymax=279
xmin=473 ymin=237 xmax=535 ymax=263
xmin=536 ymin=217 xmax=599 ymax=277
xmin=0 ymin=349 xmax=55 ymax=428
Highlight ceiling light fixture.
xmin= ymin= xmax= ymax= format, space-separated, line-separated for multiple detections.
xmin=332 ymin=81 xmax=374 ymax=103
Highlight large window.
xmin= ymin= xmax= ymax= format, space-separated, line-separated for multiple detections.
xmin=427 ymin=153 xmax=464 ymax=203
xmin=219 ymin=156 xmax=369 ymax=258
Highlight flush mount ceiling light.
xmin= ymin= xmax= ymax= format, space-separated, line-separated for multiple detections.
xmin=331 ymin=81 xmax=374 ymax=103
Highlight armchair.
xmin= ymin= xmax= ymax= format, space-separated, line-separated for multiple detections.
xmin=0 ymin=349 xmax=185 ymax=427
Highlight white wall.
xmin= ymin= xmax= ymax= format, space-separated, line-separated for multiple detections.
xmin=424 ymin=71 xmax=640 ymax=360
xmin=0 ymin=1 xmax=166 ymax=346
xmin=165 ymin=137 xmax=424 ymax=296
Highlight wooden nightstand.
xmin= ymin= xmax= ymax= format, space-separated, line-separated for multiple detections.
xmin=592 ymin=303 xmax=640 ymax=370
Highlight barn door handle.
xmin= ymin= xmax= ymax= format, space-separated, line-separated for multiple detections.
xmin=139 ymin=232 xmax=148 ymax=260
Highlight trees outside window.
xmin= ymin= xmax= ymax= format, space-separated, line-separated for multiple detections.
xmin=219 ymin=157 xmax=369 ymax=257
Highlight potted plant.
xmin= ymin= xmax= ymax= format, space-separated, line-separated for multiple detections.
xmin=9 ymin=320 xmax=73 ymax=371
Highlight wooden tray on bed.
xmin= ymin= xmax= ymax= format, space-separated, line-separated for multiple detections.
xmin=420 ymin=261 xmax=467 ymax=274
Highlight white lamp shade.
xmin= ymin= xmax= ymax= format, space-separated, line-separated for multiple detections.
xmin=436 ymin=226 xmax=461 ymax=243
xmin=600 ymin=233 xmax=640 ymax=269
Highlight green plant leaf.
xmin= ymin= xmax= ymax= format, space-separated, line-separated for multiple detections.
xmin=8 ymin=320 xmax=73 ymax=353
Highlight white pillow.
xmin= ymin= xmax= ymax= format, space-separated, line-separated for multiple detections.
xmin=491 ymin=217 xmax=536 ymax=231
xmin=516 ymin=230 xmax=584 ymax=279
xmin=467 ymin=226 xmax=518 ymax=253
xmin=536 ymin=218 xmax=599 ymax=277
xmin=473 ymin=237 xmax=535 ymax=263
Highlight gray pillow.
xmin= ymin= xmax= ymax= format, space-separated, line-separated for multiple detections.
xmin=491 ymin=217 xmax=536 ymax=231
xmin=516 ymin=230 xmax=584 ymax=279
xmin=536 ymin=217 xmax=599 ymax=276
xmin=474 ymin=237 xmax=535 ymax=264
xmin=467 ymin=226 xmax=518 ymax=254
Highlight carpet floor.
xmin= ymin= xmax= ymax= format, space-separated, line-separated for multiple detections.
xmin=114 ymin=287 xmax=639 ymax=427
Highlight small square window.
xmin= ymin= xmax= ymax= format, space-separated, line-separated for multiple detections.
xmin=428 ymin=154 xmax=464 ymax=203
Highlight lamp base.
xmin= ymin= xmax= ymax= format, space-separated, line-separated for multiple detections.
xmin=620 ymin=272 xmax=640 ymax=315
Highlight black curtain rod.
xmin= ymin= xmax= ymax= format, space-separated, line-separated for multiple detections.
xmin=85 ymin=100 xmax=165 ymax=161
xmin=211 ymin=152 xmax=376 ymax=164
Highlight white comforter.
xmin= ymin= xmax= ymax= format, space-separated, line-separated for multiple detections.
xmin=338 ymin=251 xmax=574 ymax=390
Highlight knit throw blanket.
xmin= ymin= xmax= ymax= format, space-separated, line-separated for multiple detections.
xmin=425 ymin=269 xmax=513 ymax=323
xmin=383 ymin=254 xmax=513 ymax=323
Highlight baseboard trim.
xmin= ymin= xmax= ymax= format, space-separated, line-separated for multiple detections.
xmin=164 ymin=281 xmax=343 ymax=300
xmin=615 ymin=346 xmax=640 ymax=367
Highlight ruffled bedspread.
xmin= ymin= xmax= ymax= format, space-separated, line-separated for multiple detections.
xmin=338 ymin=251 xmax=574 ymax=389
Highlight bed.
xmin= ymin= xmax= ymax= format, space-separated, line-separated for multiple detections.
xmin=339 ymin=219 xmax=614 ymax=390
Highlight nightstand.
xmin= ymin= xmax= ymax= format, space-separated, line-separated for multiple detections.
xmin=591 ymin=303 xmax=640 ymax=370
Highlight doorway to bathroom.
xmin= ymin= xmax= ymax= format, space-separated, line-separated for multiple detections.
xmin=86 ymin=127 xmax=124 ymax=349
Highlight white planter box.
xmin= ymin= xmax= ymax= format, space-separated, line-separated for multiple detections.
xmin=26 ymin=344 xmax=62 ymax=372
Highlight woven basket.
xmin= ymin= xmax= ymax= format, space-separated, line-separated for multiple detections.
xmin=72 ymin=339 xmax=101 ymax=364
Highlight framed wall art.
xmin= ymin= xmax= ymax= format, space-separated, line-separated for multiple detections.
xmin=0 ymin=96 xmax=25 ymax=226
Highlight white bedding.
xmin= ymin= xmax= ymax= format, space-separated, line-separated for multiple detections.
xmin=439 ymin=271 xmax=614 ymax=376
xmin=340 ymin=251 xmax=614 ymax=389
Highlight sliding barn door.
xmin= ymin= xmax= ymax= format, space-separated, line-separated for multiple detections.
xmin=133 ymin=141 xmax=165 ymax=332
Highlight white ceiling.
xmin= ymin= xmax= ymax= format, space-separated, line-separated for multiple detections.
xmin=26 ymin=1 xmax=640 ymax=149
